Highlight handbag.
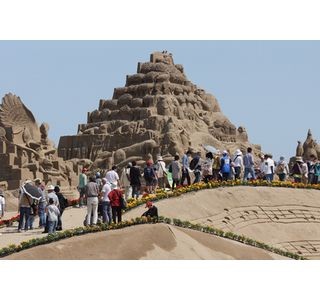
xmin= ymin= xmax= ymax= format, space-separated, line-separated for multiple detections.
xmin=119 ymin=190 xmax=127 ymax=209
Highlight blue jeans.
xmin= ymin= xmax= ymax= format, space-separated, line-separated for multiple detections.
xmin=265 ymin=173 xmax=274 ymax=182
xmin=38 ymin=202 xmax=46 ymax=227
xmin=18 ymin=207 xmax=31 ymax=230
xmin=101 ymin=201 xmax=112 ymax=224
xmin=131 ymin=185 xmax=140 ymax=199
xmin=243 ymin=167 xmax=256 ymax=181
xmin=193 ymin=171 xmax=201 ymax=183
xmin=28 ymin=215 xmax=35 ymax=229
xmin=47 ymin=220 xmax=57 ymax=233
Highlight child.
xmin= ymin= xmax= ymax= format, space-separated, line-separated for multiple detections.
xmin=45 ymin=198 xmax=60 ymax=234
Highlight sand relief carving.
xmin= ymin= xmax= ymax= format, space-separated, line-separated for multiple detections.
xmin=0 ymin=93 xmax=80 ymax=191
xmin=58 ymin=51 xmax=261 ymax=166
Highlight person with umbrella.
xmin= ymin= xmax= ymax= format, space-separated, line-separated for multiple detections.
xmin=18 ymin=180 xmax=42 ymax=232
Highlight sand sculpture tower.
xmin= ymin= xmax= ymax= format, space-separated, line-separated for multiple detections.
xmin=58 ymin=51 xmax=261 ymax=169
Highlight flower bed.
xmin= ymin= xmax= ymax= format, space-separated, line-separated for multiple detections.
xmin=0 ymin=215 xmax=20 ymax=229
xmin=0 ymin=216 xmax=306 ymax=260
xmin=125 ymin=179 xmax=320 ymax=212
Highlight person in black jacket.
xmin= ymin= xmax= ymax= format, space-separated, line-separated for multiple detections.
xmin=130 ymin=161 xmax=141 ymax=199
xmin=54 ymin=186 xmax=68 ymax=231
xmin=142 ymin=201 xmax=158 ymax=220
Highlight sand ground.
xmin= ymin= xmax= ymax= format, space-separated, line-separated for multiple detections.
xmin=1 ymin=186 xmax=319 ymax=259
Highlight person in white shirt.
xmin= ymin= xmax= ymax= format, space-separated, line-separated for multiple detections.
xmin=232 ymin=149 xmax=243 ymax=180
xmin=105 ymin=166 xmax=121 ymax=190
xmin=120 ymin=163 xmax=132 ymax=200
xmin=155 ymin=156 xmax=167 ymax=189
xmin=263 ymin=154 xmax=275 ymax=182
xmin=101 ymin=178 xmax=112 ymax=224
xmin=47 ymin=185 xmax=59 ymax=208
xmin=0 ymin=190 xmax=5 ymax=219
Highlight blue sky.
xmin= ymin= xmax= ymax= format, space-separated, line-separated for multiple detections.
xmin=1 ymin=41 xmax=320 ymax=161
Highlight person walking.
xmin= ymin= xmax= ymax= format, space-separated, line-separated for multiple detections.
xmin=291 ymin=157 xmax=303 ymax=183
xmin=108 ymin=188 xmax=124 ymax=223
xmin=243 ymin=147 xmax=256 ymax=181
xmin=307 ymin=154 xmax=317 ymax=184
xmin=130 ymin=161 xmax=141 ymax=199
xmin=45 ymin=198 xmax=60 ymax=234
xmin=85 ymin=176 xmax=100 ymax=226
xmin=181 ymin=150 xmax=192 ymax=186
xmin=212 ymin=151 xmax=221 ymax=181
xmin=190 ymin=151 xmax=202 ymax=184
xmin=100 ymin=178 xmax=112 ymax=224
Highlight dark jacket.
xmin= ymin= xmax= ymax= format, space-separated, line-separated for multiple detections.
xmin=142 ymin=206 xmax=158 ymax=219
xmin=56 ymin=192 xmax=68 ymax=211
xmin=130 ymin=166 xmax=141 ymax=185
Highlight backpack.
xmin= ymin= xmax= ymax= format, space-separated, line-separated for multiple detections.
xmin=190 ymin=157 xmax=200 ymax=171
xmin=315 ymin=163 xmax=320 ymax=176
xmin=144 ymin=166 xmax=155 ymax=181
xmin=275 ymin=163 xmax=285 ymax=175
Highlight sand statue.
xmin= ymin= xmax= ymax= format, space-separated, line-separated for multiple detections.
xmin=0 ymin=93 xmax=80 ymax=191
xmin=296 ymin=141 xmax=304 ymax=157
xmin=58 ymin=51 xmax=261 ymax=166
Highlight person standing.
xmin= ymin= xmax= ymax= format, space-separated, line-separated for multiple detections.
xmin=108 ymin=188 xmax=123 ymax=223
xmin=263 ymin=154 xmax=275 ymax=182
xmin=276 ymin=156 xmax=289 ymax=181
xmin=232 ymin=149 xmax=243 ymax=180
xmin=243 ymin=147 xmax=256 ymax=181
xmin=291 ymin=157 xmax=303 ymax=183
xmin=181 ymin=150 xmax=192 ymax=186
xmin=202 ymin=152 xmax=213 ymax=183
xmin=85 ymin=176 xmax=100 ymax=226
xmin=78 ymin=168 xmax=88 ymax=208
xmin=17 ymin=181 xmax=32 ymax=232
xmin=220 ymin=150 xmax=231 ymax=181
xmin=130 ymin=161 xmax=141 ymax=199
xmin=100 ymin=178 xmax=112 ymax=224
xmin=105 ymin=166 xmax=121 ymax=190
xmin=212 ymin=151 xmax=221 ymax=181
xmin=307 ymin=154 xmax=317 ymax=184
xmin=34 ymin=179 xmax=47 ymax=229
xmin=45 ymin=198 xmax=60 ymax=234
xmin=0 ymin=190 xmax=5 ymax=220
xmin=120 ymin=163 xmax=132 ymax=200
xmin=191 ymin=152 xmax=202 ymax=184
xmin=155 ymin=156 xmax=167 ymax=189
xmin=54 ymin=186 xmax=68 ymax=231
xmin=171 ymin=155 xmax=181 ymax=189
xmin=144 ymin=160 xmax=157 ymax=194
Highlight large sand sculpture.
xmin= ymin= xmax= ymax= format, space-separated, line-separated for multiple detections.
xmin=0 ymin=93 xmax=79 ymax=195
xmin=58 ymin=51 xmax=261 ymax=169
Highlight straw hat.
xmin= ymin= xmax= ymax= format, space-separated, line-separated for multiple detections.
xmin=47 ymin=184 xmax=55 ymax=191
xmin=235 ymin=149 xmax=242 ymax=156
xmin=295 ymin=156 xmax=303 ymax=163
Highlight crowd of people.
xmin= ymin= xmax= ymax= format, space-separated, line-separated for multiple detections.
xmin=2 ymin=146 xmax=320 ymax=234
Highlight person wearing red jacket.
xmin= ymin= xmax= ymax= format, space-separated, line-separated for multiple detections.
xmin=108 ymin=188 xmax=123 ymax=223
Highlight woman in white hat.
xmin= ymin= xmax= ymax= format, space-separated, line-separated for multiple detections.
xmin=155 ymin=155 xmax=167 ymax=189
xmin=232 ymin=149 xmax=243 ymax=180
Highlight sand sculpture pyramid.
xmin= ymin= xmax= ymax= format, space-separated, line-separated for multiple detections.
xmin=58 ymin=51 xmax=261 ymax=169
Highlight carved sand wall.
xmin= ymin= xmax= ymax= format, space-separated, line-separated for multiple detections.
xmin=0 ymin=93 xmax=80 ymax=191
